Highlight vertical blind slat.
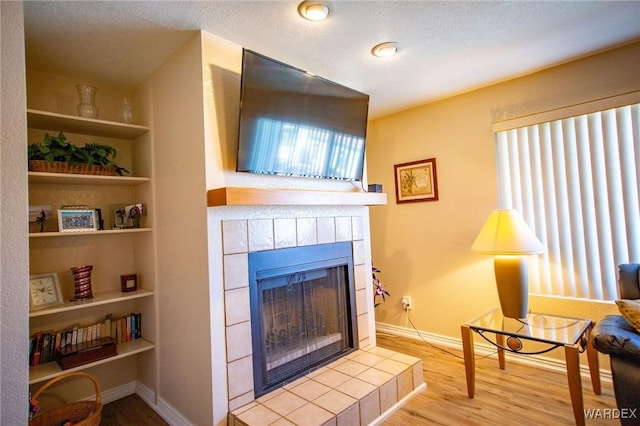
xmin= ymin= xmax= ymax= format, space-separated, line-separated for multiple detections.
xmin=495 ymin=103 xmax=639 ymax=301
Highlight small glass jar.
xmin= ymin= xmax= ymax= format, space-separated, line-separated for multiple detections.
xmin=122 ymin=97 xmax=134 ymax=123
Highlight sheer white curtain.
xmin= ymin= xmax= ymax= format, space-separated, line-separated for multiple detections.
xmin=494 ymin=103 xmax=640 ymax=301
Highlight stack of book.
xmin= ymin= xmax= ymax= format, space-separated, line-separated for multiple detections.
xmin=29 ymin=311 xmax=142 ymax=368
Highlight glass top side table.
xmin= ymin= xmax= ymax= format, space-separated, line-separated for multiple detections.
xmin=461 ymin=308 xmax=601 ymax=426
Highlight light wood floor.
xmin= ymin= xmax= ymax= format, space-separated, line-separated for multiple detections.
xmin=377 ymin=333 xmax=617 ymax=425
xmin=101 ymin=332 xmax=618 ymax=425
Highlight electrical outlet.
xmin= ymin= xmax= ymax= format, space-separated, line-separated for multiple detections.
xmin=401 ymin=296 xmax=412 ymax=310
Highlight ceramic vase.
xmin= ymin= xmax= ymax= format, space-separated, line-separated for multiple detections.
xmin=71 ymin=265 xmax=94 ymax=301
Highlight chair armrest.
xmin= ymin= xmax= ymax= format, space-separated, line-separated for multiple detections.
xmin=618 ymin=263 xmax=640 ymax=299
xmin=592 ymin=315 xmax=640 ymax=363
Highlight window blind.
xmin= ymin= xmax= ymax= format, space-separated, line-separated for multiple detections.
xmin=495 ymin=103 xmax=640 ymax=300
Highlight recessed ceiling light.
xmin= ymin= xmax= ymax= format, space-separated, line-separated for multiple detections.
xmin=371 ymin=42 xmax=399 ymax=58
xmin=298 ymin=1 xmax=331 ymax=21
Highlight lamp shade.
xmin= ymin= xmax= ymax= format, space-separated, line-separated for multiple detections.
xmin=471 ymin=209 xmax=544 ymax=255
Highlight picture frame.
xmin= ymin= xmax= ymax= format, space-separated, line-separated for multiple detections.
xmin=394 ymin=157 xmax=439 ymax=203
xmin=29 ymin=272 xmax=64 ymax=311
xmin=58 ymin=209 xmax=98 ymax=232
xmin=120 ymin=273 xmax=138 ymax=292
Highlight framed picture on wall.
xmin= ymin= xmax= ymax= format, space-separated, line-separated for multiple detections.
xmin=394 ymin=158 xmax=439 ymax=204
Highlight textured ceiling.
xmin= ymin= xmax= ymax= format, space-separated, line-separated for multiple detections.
xmin=23 ymin=1 xmax=640 ymax=119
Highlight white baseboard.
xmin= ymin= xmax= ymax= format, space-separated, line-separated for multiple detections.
xmin=85 ymin=380 xmax=191 ymax=425
xmin=135 ymin=381 xmax=193 ymax=426
xmin=375 ymin=321 xmax=612 ymax=383
xmin=100 ymin=381 xmax=137 ymax=404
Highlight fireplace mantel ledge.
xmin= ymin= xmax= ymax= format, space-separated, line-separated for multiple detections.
xmin=207 ymin=186 xmax=387 ymax=207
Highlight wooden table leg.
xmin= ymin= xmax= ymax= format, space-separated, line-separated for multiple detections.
xmin=495 ymin=333 xmax=505 ymax=370
xmin=564 ymin=343 xmax=585 ymax=426
xmin=585 ymin=322 xmax=601 ymax=395
xmin=461 ymin=324 xmax=475 ymax=398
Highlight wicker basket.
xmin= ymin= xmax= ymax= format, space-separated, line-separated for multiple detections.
xmin=29 ymin=160 xmax=116 ymax=176
xmin=30 ymin=372 xmax=102 ymax=426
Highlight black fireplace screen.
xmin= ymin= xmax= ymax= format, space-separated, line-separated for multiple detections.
xmin=249 ymin=242 xmax=357 ymax=397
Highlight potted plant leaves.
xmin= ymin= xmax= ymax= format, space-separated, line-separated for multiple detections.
xmin=28 ymin=132 xmax=129 ymax=176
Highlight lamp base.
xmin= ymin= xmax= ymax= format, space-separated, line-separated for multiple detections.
xmin=494 ymin=256 xmax=529 ymax=318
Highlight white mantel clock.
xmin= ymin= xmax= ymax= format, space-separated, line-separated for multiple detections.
xmin=29 ymin=272 xmax=64 ymax=311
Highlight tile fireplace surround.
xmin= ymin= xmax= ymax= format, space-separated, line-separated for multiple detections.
xmin=222 ymin=215 xmax=425 ymax=425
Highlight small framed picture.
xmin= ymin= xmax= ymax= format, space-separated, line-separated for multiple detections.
xmin=120 ymin=274 xmax=138 ymax=292
xmin=58 ymin=209 xmax=98 ymax=232
xmin=394 ymin=157 xmax=439 ymax=204
xmin=29 ymin=272 xmax=64 ymax=311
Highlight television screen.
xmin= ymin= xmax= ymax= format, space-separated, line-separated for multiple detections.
xmin=237 ymin=49 xmax=369 ymax=181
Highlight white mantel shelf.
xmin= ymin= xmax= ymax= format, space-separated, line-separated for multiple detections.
xmin=207 ymin=187 xmax=387 ymax=207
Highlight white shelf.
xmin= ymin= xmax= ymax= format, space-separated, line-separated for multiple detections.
xmin=27 ymin=109 xmax=149 ymax=139
xmin=29 ymin=338 xmax=155 ymax=385
xmin=29 ymin=228 xmax=152 ymax=238
xmin=28 ymin=172 xmax=150 ymax=186
xmin=29 ymin=288 xmax=154 ymax=318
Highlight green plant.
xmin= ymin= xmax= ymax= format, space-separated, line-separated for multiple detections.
xmin=28 ymin=132 xmax=130 ymax=176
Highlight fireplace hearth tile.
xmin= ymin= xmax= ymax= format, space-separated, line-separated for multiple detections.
xmin=366 ymin=346 xmax=396 ymax=358
xmin=389 ymin=352 xmax=421 ymax=366
xmin=360 ymin=389 xmax=381 ymax=425
xmin=336 ymin=402 xmax=359 ymax=426
xmin=312 ymin=369 xmax=352 ymax=388
xmin=335 ymin=377 xmax=377 ymax=400
xmin=234 ymin=403 xmax=281 ymax=426
xmin=332 ymin=360 xmax=369 ymax=377
xmin=379 ymin=379 xmax=398 ymax=413
xmin=286 ymin=402 xmax=335 ymax=426
xmin=350 ymin=352 xmax=386 ymax=367
xmin=228 ymin=347 xmax=424 ymax=426
xmin=313 ymin=389 xmax=358 ymax=415
xmin=374 ymin=358 xmax=410 ymax=376
xmin=288 ymin=379 xmax=331 ymax=401
xmin=356 ymin=367 xmax=394 ymax=387
xmin=396 ymin=368 xmax=414 ymax=399
xmin=261 ymin=391 xmax=307 ymax=416
xmin=256 ymin=387 xmax=284 ymax=404
xmin=269 ymin=418 xmax=295 ymax=426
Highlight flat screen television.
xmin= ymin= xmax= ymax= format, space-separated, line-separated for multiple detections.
xmin=236 ymin=49 xmax=369 ymax=181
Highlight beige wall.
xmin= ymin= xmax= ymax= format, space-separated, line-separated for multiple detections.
xmin=150 ymin=33 xmax=215 ymax=425
xmin=367 ymin=42 xmax=640 ymax=351
xmin=1 ymin=2 xmax=29 ymax=424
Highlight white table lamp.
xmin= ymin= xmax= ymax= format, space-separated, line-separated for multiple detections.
xmin=471 ymin=209 xmax=544 ymax=318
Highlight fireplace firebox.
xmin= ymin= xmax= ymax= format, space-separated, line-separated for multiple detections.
xmin=249 ymin=241 xmax=358 ymax=397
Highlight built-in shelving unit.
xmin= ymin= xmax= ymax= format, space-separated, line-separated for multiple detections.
xmin=207 ymin=186 xmax=388 ymax=207
xmin=29 ymin=289 xmax=154 ymax=318
xmin=29 ymin=228 xmax=152 ymax=238
xmin=29 ymin=339 xmax=155 ymax=385
xmin=27 ymin=104 xmax=156 ymax=388
xmin=27 ymin=109 xmax=149 ymax=139
xmin=28 ymin=172 xmax=150 ymax=186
